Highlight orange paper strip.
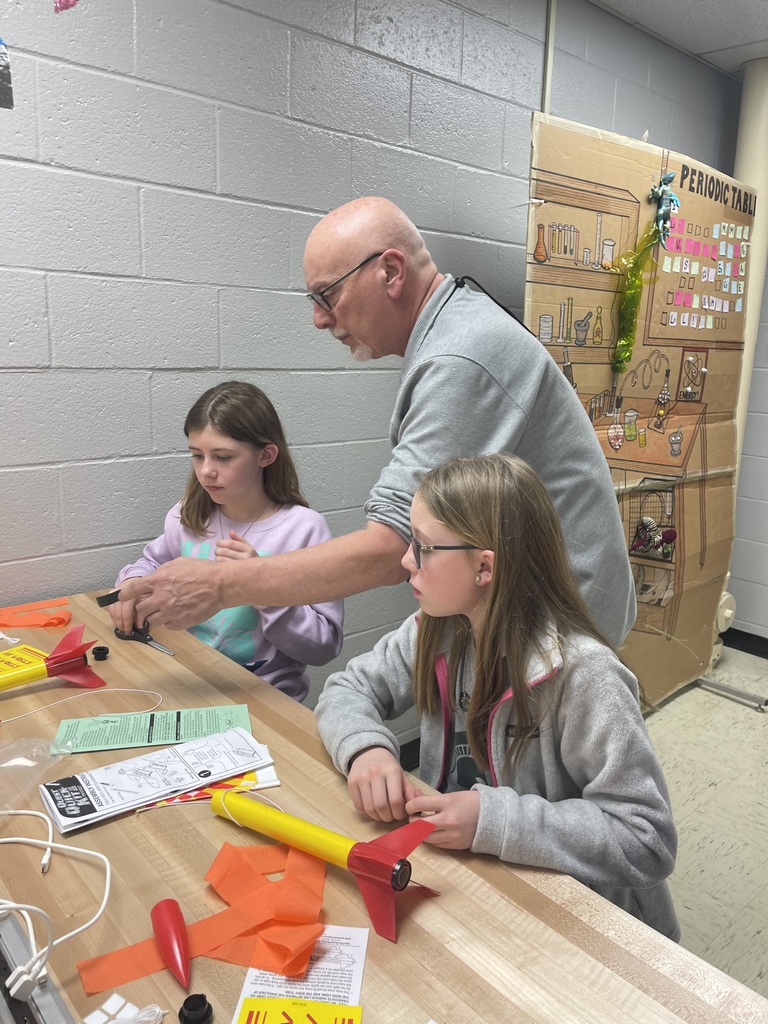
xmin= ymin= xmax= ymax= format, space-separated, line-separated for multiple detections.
xmin=77 ymin=841 xmax=327 ymax=995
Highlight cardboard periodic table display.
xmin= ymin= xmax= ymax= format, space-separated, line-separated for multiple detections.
xmin=524 ymin=113 xmax=758 ymax=705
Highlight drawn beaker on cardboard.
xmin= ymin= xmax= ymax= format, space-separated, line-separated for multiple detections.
xmin=624 ymin=408 xmax=638 ymax=441
xmin=538 ymin=314 xmax=553 ymax=344
xmin=638 ymin=428 xmax=647 ymax=448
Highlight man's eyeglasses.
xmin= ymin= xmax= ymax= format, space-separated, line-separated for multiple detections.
xmin=306 ymin=252 xmax=384 ymax=312
xmin=409 ymin=537 xmax=479 ymax=570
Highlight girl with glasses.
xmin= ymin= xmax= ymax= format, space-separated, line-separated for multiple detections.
xmin=316 ymin=453 xmax=679 ymax=938
xmin=108 ymin=381 xmax=343 ymax=701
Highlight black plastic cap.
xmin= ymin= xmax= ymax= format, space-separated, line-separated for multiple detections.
xmin=179 ymin=995 xmax=213 ymax=1024
xmin=93 ymin=645 xmax=110 ymax=661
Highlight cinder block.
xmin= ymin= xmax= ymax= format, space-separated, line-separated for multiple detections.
xmin=229 ymin=0 xmax=355 ymax=41
xmin=452 ymin=167 xmax=529 ymax=244
xmin=218 ymin=108 xmax=351 ymax=209
xmin=344 ymin=581 xmax=415 ymax=633
xmin=219 ymin=289 xmax=343 ymax=370
xmin=342 ymin=439 xmax=393 ymax=507
xmin=736 ymin=456 xmax=768 ymax=503
xmin=0 ymin=468 xmax=61 ymax=561
xmin=1 ymin=0 xmax=134 ymax=73
xmin=351 ymin=140 xmax=455 ymax=232
xmin=614 ymin=79 xmax=672 ymax=149
xmin=0 ymin=370 xmax=150 ymax=465
xmin=48 ymin=276 xmax=219 ymax=369
xmin=583 ymin=7 xmax=651 ymax=88
xmin=356 ymin=0 xmax=462 ymax=79
xmin=422 ymin=230 xmax=524 ymax=311
xmin=0 ymin=546 xmax=146 ymax=607
xmin=550 ymin=52 xmax=615 ymax=132
xmin=61 ymin=456 xmax=189 ymax=549
xmin=735 ymin=495 xmax=766 ymax=544
xmin=149 ymin=372 xmax=257 ymax=453
xmin=462 ymin=16 xmax=543 ymax=108
xmin=291 ymin=36 xmax=410 ymax=145
xmin=136 ymin=0 xmax=288 ymax=111
xmin=459 ymin=0 xmax=512 ymax=25
xmin=292 ymin=444 xmax=346 ymax=512
xmin=670 ymin=105 xmax=719 ymax=170
xmin=1 ymin=53 xmax=39 ymax=160
xmin=0 ymin=270 xmax=49 ymax=368
xmin=502 ymin=103 xmax=534 ymax=179
xmin=289 ymin=211 xmax=322 ymax=289
xmin=266 ymin=369 xmax=401 ymax=445
xmin=410 ymin=76 xmax=505 ymax=170
xmin=39 ymin=64 xmax=217 ymax=191
xmin=0 ymin=163 xmax=140 ymax=275
xmin=141 ymin=188 xmax=293 ymax=287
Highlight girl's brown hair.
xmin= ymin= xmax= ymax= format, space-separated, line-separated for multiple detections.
xmin=411 ymin=453 xmax=612 ymax=773
xmin=180 ymin=381 xmax=307 ymax=535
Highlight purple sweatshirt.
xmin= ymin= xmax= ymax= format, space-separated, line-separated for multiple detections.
xmin=115 ymin=502 xmax=344 ymax=701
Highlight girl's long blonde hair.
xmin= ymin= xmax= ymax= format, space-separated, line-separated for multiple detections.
xmin=411 ymin=453 xmax=611 ymax=772
xmin=180 ymin=381 xmax=307 ymax=536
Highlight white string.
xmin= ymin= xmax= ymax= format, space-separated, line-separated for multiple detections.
xmin=216 ymin=787 xmax=286 ymax=826
xmin=120 ymin=1006 xmax=167 ymax=1024
xmin=0 ymin=688 xmax=163 ymax=725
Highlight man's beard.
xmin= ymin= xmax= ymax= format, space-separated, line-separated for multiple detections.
xmin=350 ymin=340 xmax=374 ymax=362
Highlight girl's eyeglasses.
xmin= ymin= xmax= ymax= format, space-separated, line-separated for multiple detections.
xmin=409 ymin=537 xmax=479 ymax=570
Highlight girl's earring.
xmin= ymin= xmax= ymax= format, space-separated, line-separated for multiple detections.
xmin=475 ymin=575 xmax=482 ymax=585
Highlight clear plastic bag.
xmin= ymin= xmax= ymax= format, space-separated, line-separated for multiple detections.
xmin=0 ymin=739 xmax=65 ymax=811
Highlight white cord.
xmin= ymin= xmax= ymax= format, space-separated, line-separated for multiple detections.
xmin=0 ymin=810 xmax=111 ymax=996
xmin=0 ymin=688 xmax=163 ymax=726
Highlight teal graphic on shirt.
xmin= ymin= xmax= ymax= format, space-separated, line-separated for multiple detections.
xmin=182 ymin=537 xmax=266 ymax=667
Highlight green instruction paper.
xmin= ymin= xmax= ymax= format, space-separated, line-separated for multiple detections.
xmin=50 ymin=704 xmax=252 ymax=754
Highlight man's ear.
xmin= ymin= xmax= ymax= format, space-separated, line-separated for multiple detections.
xmin=381 ymin=248 xmax=406 ymax=298
xmin=259 ymin=443 xmax=279 ymax=467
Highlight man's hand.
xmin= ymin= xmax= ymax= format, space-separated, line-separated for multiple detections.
xmin=347 ymin=748 xmax=420 ymax=823
xmin=405 ymin=790 xmax=480 ymax=849
xmin=107 ymin=589 xmax=141 ymax=634
xmin=118 ymin=557 xmax=226 ymax=630
xmin=215 ymin=531 xmax=259 ymax=561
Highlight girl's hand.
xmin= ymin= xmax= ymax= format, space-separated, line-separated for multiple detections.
xmin=348 ymin=748 xmax=419 ymax=822
xmin=405 ymin=790 xmax=481 ymax=849
xmin=215 ymin=531 xmax=260 ymax=561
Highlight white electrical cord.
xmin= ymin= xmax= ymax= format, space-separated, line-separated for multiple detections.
xmin=0 ymin=809 xmax=111 ymax=1000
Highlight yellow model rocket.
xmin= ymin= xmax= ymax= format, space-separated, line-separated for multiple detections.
xmin=0 ymin=624 xmax=105 ymax=693
xmin=211 ymin=791 xmax=438 ymax=941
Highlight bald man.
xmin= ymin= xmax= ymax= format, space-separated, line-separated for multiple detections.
xmin=120 ymin=198 xmax=636 ymax=648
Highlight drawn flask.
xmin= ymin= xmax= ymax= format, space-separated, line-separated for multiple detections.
xmin=533 ymin=223 xmax=548 ymax=264
xmin=593 ymin=305 xmax=603 ymax=345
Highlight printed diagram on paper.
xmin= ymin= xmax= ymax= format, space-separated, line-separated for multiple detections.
xmin=40 ymin=727 xmax=273 ymax=832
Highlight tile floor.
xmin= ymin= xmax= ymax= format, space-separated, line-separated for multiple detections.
xmin=645 ymin=643 xmax=768 ymax=999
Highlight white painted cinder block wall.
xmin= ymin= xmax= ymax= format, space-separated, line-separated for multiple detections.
xmin=0 ymin=0 xmax=746 ymax=714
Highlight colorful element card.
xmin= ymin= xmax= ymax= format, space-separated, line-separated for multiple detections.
xmin=50 ymin=704 xmax=252 ymax=753
xmin=232 ymin=925 xmax=368 ymax=1024
xmin=39 ymin=727 xmax=273 ymax=833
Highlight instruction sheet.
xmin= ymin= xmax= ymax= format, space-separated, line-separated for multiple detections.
xmin=40 ymin=727 xmax=273 ymax=833
xmin=50 ymin=704 xmax=252 ymax=753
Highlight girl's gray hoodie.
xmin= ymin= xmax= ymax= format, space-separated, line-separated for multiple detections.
xmin=316 ymin=613 xmax=680 ymax=941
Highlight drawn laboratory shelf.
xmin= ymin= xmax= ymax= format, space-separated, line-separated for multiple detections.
xmin=597 ymin=402 xmax=707 ymax=638
xmin=527 ymin=169 xmax=641 ymax=352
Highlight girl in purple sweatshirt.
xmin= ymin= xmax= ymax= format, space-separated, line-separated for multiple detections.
xmin=110 ymin=381 xmax=343 ymax=701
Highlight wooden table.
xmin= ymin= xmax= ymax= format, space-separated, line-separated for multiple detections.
xmin=1 ymin=593 xmax=766 ymax=1024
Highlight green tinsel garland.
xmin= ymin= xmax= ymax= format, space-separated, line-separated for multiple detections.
xmin=611 ymin=221 xmax=660 ymax=374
